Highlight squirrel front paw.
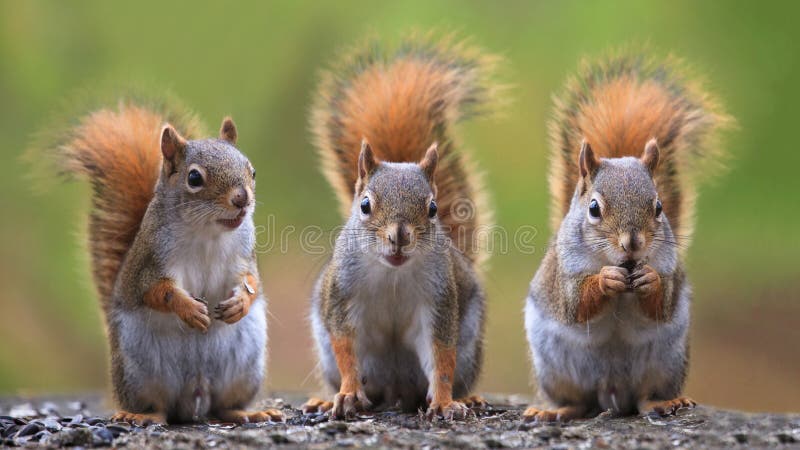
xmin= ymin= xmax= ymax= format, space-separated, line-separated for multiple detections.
xmin=330 ymin=389 xmax=372 ymax=420
xmin=629 ymin=264 xmax=660 ymax=295
xmin=599 ymin=266 xmax=629 ymax=297
xmin=174 ymin=295 xmax=211 ymax=332
xmin=426 ymin=400 xmax=471 ymax=420
xmin=215 ymin=288 xmax=251 ymax=324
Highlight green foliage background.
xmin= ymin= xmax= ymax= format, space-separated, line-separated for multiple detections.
xmin=0 ymin=1 xmax=797 ymax=412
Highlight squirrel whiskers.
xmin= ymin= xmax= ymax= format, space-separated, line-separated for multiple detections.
xmin=304 ymin=34 xmax=502 ymax=420
xmin=524 ymin=51 xmax=732 ymax=422
xmin=34 ymin=98 xmax=281 ymax=425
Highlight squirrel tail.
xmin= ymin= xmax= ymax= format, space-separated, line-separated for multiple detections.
xmin=311 ymin=33 xmax=502 ymax=265
xmin=31 ymin=96 xmax=204 ymax=309
xmin=549 ymin=51 xmax=733 ymax=242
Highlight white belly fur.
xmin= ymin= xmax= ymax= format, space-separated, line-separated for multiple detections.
xmin=525 ymin=291 xmax=689 ymax=413
xmin=117 ymin=228 xmax=266 ymax=421
xmin=349 ymin=259 xmax=435 ymax=406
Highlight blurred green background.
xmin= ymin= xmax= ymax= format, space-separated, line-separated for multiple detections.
xmin=1 ymin=1 xmax=798 ymax=413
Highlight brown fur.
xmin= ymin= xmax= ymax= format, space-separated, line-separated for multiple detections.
xmin=311 ymin=35 xmax=500 ymax=265
xmin=548 ymin=52 xmax=732 ymax=246
xmin=50 ymin=102 xmax=203 ymax=312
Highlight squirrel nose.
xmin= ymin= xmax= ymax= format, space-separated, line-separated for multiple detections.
xmin=230 ymin=186 xmax=249 ymax=209
xmin=620 ymin=230 xmax=643 ymax=253
xmin=387 ymin=222 xmax=412 ymax=248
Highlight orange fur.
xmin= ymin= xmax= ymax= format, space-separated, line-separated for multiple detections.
xmin=142 ymin=278 xmax=195 ymax=318
xmin=576 ymin=274 xmax=608 ymax=323
xmin=642 ymin=396 xmax=696 ymax=416
xmin=431 ymin=342 xmax=457 ymax=405
xmin=52 ymin=101 xmax=203 ymax=312
xmin=331 ymin=335 xmax=359 ymax=394
xmin=142 ymin=278 xmax=178 ymax=313
xmin=311 ymin=35 xmax=500 ymax=266
xmin=638 ymin=274 xmax=664 ymax=321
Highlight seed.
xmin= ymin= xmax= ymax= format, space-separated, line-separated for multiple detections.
xmin=16 ymin=422 xmax=42 ymax=437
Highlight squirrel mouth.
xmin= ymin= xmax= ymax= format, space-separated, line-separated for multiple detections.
xmin=384 ymin=253 xmax=409 ymax=267
xmin=217 ymin=210 xmax=246 ymax=229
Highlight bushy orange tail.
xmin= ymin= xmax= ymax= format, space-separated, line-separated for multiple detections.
xmin=549 ymin=51 xmax=733 ymax=240
xmin=37 ymin=99 xmax=203 ymax=310
xmin=311 ymin=34 xmax=501 ymax=265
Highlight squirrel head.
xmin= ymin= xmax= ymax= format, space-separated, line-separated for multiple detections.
xmin=351 ymin=139 xmax=440 ymax=268
xmin=158 ymin=117 xmax=256 ymax=231
xmin=574 ymin=138 xmax=666 ymax=267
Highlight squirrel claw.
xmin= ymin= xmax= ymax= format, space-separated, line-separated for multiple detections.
xmin=457 ymin=395 xmax=489 ymax=409
xmin=330 ymin=391 xmax=370 ymax=420
xmin=176 ymin=297 xmax=210 ymax=332
xmin=629 ymin=265 xmax=659 ymax=291
xmin=426 ymin=400 xmax=471 ymax=421
xmin=215 ymin=408 xmax=284 ymax=423
xmin=643 ymin=397 xmax=696 ymax=417
xmin=599 ymin=266 xmax=629 ymax=296
xmin=111 ymin=411 xmax=164 ymax=426
xmin=522 ymin=405 xmax=584 ymax=423
xmin=302 ymin=397 xmax=334 ymax=414
xmin=216 ymin=291 xmax=249 ymax=324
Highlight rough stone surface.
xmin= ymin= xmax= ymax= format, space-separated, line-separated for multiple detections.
xmin=1 ymin=394 xmax=798 ymax=449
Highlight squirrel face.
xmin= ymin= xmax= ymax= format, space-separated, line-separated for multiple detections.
xmin=576 ymin=139 xmax=664 ymax=266
xmin=159 ymin=118 xmax=256 ymax=231
xmin=352 ymin=140 xmax=439 ymax=268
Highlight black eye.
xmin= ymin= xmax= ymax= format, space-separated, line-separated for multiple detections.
xmin=360 ymin=197 xmax=371 ymax=214
xmin=252 ymin=169 xmax=256 ymax=179
xmin=428 ymin=200 xmax=437 ymax=218
xmin=588 ymin=199 xmax=601 ymax=218
xmin=187 ymin=169 xmax=204 ymax=188
xmin=655 ymin=200 xmax=663 ymax=217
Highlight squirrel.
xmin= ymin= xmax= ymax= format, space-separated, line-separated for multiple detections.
xmin=36 ymin=99 xmax=281 ymax=425
xmin=523 ymin=52 xmax=732 ymax=422
xmin=301 ymin=35 xmax=500 ymax=420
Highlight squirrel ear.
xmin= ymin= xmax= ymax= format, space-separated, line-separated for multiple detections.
xmin=578 ymin=139 xmax=600 ymax=179
xmin=358 ymin=138 xmax=379 ymax=180
xmin=160 ymin=124 xmax=187 ymax=171
xmin=419 ymin=142 xmax=438 ymax=181
xmin=219 ymin=117 xmax=238 ymax=144
xmin=641 ymin=138 xmax=660 ymax=175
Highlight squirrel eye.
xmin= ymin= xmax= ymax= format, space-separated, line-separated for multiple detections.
xmin=360 ymin=197 xmax=371 ymax=215
xmin=252 ymin=169 xmax=256 ymax=179
xmin=655 ymin=200 xmax=663 ymax=217
xmin=187 ymin=169 xmax=204 ymax=188
xmin=588 ymin=199 xmax=601 ymax=219
xmin=428 ymin=200 xmax=438 ymax=218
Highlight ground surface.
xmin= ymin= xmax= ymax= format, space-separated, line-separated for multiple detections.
xmin=1 ymin=394 xmax=798 ymax=449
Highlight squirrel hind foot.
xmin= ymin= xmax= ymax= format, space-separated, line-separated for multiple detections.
xmin=426 ymin=400 xmax=472 ymax=421
xmin=110 ymin=411 xmax=165 ymax=426
xmin=456 ymin=395 xmax=489 ymax=409
xmin=213 ymin=409 xmax=284 ymax=424
xmin=641 ymin=396 xmax=697 ymax=417
xmin=301 ymin=397 xmax=334 ymax=414
xmin=522 ymin=405 xmax=585 ymax=423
